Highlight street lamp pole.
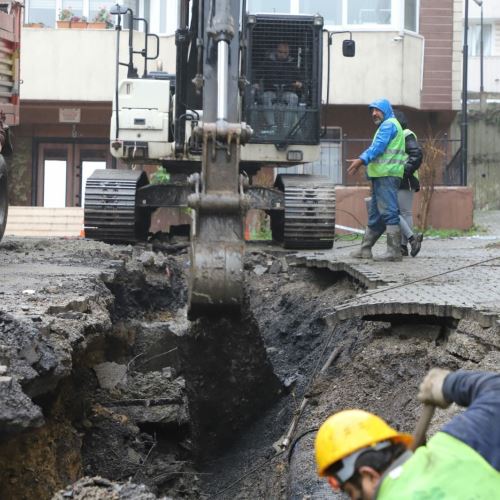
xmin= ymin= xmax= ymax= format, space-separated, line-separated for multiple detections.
xmin=473 ymin=1 xmax=485 ymax=112
xmin=477 ymin=0 xmax=484 ymax=94
xmin=461 ymin=0 xmax=469 ymax=186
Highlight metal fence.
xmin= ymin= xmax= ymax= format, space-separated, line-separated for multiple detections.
xmin=279 ymin=135 xmax=463 ymax=186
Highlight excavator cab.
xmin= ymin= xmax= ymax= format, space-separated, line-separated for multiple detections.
xmin=243 ymin=14 xmax=323 ymax=149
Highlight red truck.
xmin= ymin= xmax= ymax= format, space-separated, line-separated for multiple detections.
xmin=0 ymin=0 xmax=21 ymax=241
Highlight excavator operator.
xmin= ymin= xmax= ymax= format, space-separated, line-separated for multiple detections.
xmin=315 ymin=368 xmax=500 ymax=499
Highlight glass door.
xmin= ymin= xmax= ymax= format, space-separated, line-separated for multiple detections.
xmin=37 ymin=145 xmax=72 ymax=207
xmin=75 ymin=146 xmax=109 ymax=207
xmin=37 ymin=142 xmax=110 ymax=207
xmin=43 ymin=160 xmax=67 ymax=207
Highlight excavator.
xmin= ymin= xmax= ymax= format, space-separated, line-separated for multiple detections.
xmin=84 ymin=0 xmax=355 ymax=318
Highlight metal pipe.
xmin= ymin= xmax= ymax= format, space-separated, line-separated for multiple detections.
xmin=217 ymin=40 xmax=229 ymax=121
xmin=142 ymin=18 xmax=149 ymax=78
xmin=127 ymin=11 xmax=135 ymax=77
xmin=461 ymin=0 xmax=469 ymax=186
xmin=174 ymin=0 xmax=190 ymax=154
xmin=114 ymin=19 xmax=121 ymax=142
xmin=472 ymin=0 xmax=484 ymax=93
xmin=480 ymin=2 xmax=484 ymax=93
xmin=178 ymin=0 xmax=188 ymax=29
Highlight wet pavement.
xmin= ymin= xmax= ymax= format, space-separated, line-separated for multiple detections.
xmin=290 ymin=210 xmax=500 ymax=328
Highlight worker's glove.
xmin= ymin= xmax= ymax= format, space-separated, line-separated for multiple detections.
xmin=417 ymin=368 xmax=451 ymax=409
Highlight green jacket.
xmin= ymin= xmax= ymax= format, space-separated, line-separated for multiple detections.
xmin=377 ymin=432 xmax=500 ymax=499
xmin=367 ymin=117 xmax=406 ymax=178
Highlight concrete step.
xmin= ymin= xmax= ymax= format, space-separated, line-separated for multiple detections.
xmin=5 ymin=206 xmax=84 ymax=237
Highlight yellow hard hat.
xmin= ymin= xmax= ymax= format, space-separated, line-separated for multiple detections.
xmin=315 ymin=409 xmax=413 ymax=477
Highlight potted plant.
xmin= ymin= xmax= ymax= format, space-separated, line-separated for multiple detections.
xmin=57 ymin=7 xmax=73 ymax=28
xmin=88 ymin=6 xmax=112 ymax=29
xmin=70 ymin=15 xmax=88 ymax=29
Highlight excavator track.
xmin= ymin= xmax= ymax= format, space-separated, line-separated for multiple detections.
xmin=275 ymin=174 xmax=335 ymax=250
xmin=84 ymin=169 xmax=150 ymax=243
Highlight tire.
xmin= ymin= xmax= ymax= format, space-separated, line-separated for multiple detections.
xmin=0 ymin=156 xmax=8 ymax=242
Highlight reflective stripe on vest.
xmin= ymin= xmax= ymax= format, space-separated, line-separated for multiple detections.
xmin=377 ymin=432 xmax=500 ymax=499
xmin=367 ymin=117 xmax=405 ymax=178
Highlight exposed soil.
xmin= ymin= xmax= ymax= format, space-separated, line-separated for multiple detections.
xmin=0 ymin=236 xmax=498 ymax=500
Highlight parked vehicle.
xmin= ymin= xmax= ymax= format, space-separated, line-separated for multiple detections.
xmin=0 ymin=0 xmax=22 ymax=242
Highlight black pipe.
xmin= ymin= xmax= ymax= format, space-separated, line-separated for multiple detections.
xmin=114 ymin=12 xmax=122 ymax=143
xmin=461 ymin=0 xmax=469 ymax=186
xmin=131 ymin=16 xmax=149 ymax=78
xmin=174 ymin=0 xmax=191 ymax=155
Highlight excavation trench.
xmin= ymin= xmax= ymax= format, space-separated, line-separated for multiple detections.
xmin=1 ymin=240 xmax=498 ymax=500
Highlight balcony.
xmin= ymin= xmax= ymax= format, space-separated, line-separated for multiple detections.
xmin=323 ymin=30 xmax=424 ymax=108
xmin=20 ymin=27 xmax=176 ymax=102
xmin=468 ymin=56 xmax=500 ymax=94
xmin=21 ymin=27 xmax=424 ymax=109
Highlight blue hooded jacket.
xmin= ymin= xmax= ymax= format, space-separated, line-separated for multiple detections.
xmin=359 ymin=98 xmax=399 ymax=166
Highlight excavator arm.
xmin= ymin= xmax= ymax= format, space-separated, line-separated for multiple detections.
xmin=187 ymin=0 xmax=252 ymax=318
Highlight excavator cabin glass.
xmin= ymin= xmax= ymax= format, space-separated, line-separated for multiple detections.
xmin=243 ymin=14 xmax=323 ymax=146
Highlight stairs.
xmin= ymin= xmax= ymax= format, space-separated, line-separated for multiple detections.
xmin=5 ymin=206 xmax=84 ymax=237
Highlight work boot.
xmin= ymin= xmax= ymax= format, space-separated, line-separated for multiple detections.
xmin=409 ymin=233 xmax=423 ymax=257
xmin=374 ymin=225 xmax=403 ymax=262
xmin=350 ymin=227 xmax=381 ymax=259
xmin=401 ymin=244 xmax=409 ymax=257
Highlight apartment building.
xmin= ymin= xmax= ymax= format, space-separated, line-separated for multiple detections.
xmin=11 ymin=0 xmax=464 ymax=208
xmin=467 ymin=1 xmax=500 ymax=94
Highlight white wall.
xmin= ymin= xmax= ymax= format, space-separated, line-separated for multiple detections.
xmin=20 ymin=28 xmax=175 ymax=101
xmin=468 ymin=1 xmax=500 ymax=20
xmin=323 ymin=31 xmax=423 ymax=108
xmin=468 ymin=56 xmax=500 ymax=93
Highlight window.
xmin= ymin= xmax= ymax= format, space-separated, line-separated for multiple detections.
xmin=468 ymin=24 xmax=492 ymax=57
xmin=26 ymin=0 xmax=116 ymax=27
xmin=27 ymin=0 xmax=56 ymax=27
xmin=404 ymin=0 xmax=418 ymax=32
xmin=248 ymin=0 xmax=290 ymax=14
xmin=25 ymin=0 xmax=167 ymax=29
xmin=296 ymin=0 xmax=411 ymax=31
xmin=299 ymin=0 xmax=342 ymax=25
xmin=348 ymin=0 xmax=391 ymax=25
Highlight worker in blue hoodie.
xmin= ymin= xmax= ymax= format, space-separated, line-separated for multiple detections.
xmin=348 ymin=99 xmax=406 ymax=262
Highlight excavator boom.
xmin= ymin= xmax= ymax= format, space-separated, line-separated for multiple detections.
xmin=186 ymin=0 xmax=252 ymax=318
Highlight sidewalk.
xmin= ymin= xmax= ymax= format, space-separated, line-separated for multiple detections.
xmin=474 ymin=209 xmax=500 ymax=238
xmin=290 ymin=210 xmax=500 ymax=329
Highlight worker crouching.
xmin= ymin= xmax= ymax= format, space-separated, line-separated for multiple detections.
xmin=315 ymin=369 xmax=500 ymax=499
